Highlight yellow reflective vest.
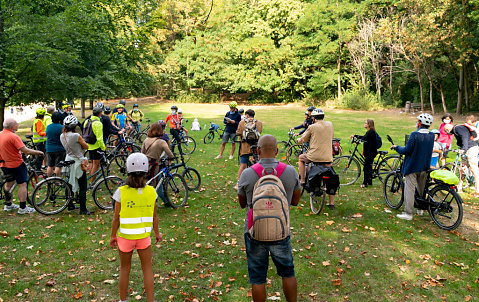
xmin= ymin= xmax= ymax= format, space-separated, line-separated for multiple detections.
xmin=33 ymin=118 xmax=47 ymax=143
xmin=118 ymin=185 xmax=156 ymax=240
xmin=44 ymin=113 xmax=52 ymax=128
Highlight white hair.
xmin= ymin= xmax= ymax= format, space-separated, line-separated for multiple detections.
xmin=47 ymin=105 xmax=55 ymax=114
xmin=3 ymin=118 xmax=17 ymax=130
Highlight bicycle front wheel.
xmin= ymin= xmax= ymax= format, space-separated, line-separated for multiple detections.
xmin=31 ymin=177 xmax=71 ymax=215
xmin=163 ymin=173 xmax=188 ymax=208
xmin=182 ymin=167 xmax=201 ymax=191
xmin=108 ymin=154 xmax=128 ymax=176
xmin=310 ymin=191 xmax=326 ymax=215
xmin=181 ymin=136 xmax=197 ymax=154
xmin=376 ymin=155 xmax=401 ymax=183
xmin=277 ymin=141 xmax=289 ymax=162
xmin=286 ymin=144 xmax=305 ymax=167
xmin=203 ymin=132 xmax=214 ymax=144
xmin=332 ymin=155 xmax=360 ymax=186
xmin=92 ymin=176 xmax=124 ymax=210
xmin=383 ymin=171 xmax=404 ymax=209
xmin=428 ymin=186 xmax=463 ymax=230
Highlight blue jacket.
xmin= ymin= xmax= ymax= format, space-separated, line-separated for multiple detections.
xmin=224 ymin=111 xmax=242 ymax=133
xmin=394 ymin=129 xmax=434 ymax=175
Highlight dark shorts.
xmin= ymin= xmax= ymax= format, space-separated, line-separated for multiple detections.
xmin=244 ymin=233 xmax=295 ymax=284
xmin=1 ymin=163 xmax=28 ymax=184
xmin=222 ymin=132 xmax=237 ymax=143
xmin=240 ymin=154 xmax=251 ymax=164
xmin=47 ymin=151 xmax=66 ymax=167
xmin=89 ymin=148 xmax=103 ymax=161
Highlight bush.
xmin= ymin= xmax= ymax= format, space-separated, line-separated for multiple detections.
xmin=338 ymin=90 xmax=382 ymax=111
xmin=176 ymin=91 xmax=219 ymax=103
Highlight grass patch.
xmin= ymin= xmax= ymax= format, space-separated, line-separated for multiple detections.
xmin=0 ymin=104 xmax=478 ymax=301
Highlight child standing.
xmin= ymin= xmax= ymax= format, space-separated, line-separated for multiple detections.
xmin=438 ymin=113 xmax=454 ymax=166
xmin=430 ymin=129 xmax=443 ymax=168
xmin=110 ymin=153 xmax=162 ymax=302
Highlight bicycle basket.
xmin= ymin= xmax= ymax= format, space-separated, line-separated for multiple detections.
xmin=430 ymin=170 xmax=459 ymax=185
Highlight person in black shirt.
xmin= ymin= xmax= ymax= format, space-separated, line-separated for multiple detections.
xmin=290 ymin=106 xmax=315 ymax=136
xmin=449 ymin=115 xmax=479 ymax=196
xmin=352 ymin=119 xmax=378 ymax=188
xmin=100 ymin=104 xmax=125 ymax=143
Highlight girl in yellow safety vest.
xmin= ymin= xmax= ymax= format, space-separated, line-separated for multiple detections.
xmin=110 ymin=153 xmax=162 ymax=302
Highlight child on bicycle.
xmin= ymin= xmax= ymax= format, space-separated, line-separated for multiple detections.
xmin=110 ymin=153 xmax=162 ymax=302
xmin=430 ymin=129 xmax=443 ymax=168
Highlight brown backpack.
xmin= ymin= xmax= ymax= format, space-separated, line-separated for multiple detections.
xmin=248 ymin=162 xmax=289 ymax=241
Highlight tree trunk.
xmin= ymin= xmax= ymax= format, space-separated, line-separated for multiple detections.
xmin=337 ymin=42 xmax=341 ymax=99
xmin=417 ymin=68 xmax=424 ymax=112
xmin=0 ymin=1 xmax=6 ymax=130
xmin=81 ymin=98 xmax=85 ymax=118
xmin=457 ymin=65 xmax=463 ymax=114
xmin=440 ymin=82 xmax=447 ymax=113
xmin=0 ymin=99 xmax=5 ymax=131
xmin=89 ymin=99 xmax=94 ymax=110
xmin=429 ymin=79 xmax=435 ymax=115
xmin=389 ymin=44 xmax=393 ymax=93
xmin=464 ymin=65 xmax=469 ymax=112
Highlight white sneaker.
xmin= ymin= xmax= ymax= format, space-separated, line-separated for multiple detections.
xmin=215 ymin=155 xmax=222 ymax=159
xmin=396 ymin=212 xmax=412 ymax=220
xmin=417 ymin=209 xmax=424 ymax=216
xmin=4 ymin=203 xmax=20 ymax=211
xmin=233 ymin=183 xmax=238 ymax=190
xmin=17 ymin=206 xmax=36 ymax=214
xmin=229 ymin=155 xmax=234 ymax=160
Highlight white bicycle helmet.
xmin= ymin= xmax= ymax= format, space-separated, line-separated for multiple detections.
xmin=178 ymin=108 xmax=183 ymax=114
xmin=311 ymin=108 xmax=324 ymax=119
xmin=63 ymin=115 xmax=78 ymax=127
xmin=126 ymin=153 xmax=149 ymax=173
xmin=417 ymin=113 xmax=433 ymax=126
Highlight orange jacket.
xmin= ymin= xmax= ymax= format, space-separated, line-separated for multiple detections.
xmin=35 ymin=120 xmax=46 ymax=136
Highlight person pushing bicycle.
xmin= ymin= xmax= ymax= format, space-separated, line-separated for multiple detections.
xmin=290 ymin=106 xmax=315 ymax=136
xmin=391 ymin=113 xmax=434 ymax=221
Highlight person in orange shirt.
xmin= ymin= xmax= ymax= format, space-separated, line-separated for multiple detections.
xmin=164 ymin=105 xmax=182 ymax=152
xmin=0 ymin=118 xmax=44 ymax=214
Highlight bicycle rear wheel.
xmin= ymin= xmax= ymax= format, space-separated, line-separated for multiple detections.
xmin=332 ymin=155 xmax=360 ymax=186
xmin=92 ymin=176 xmax=124 ymax=210
xmin=31 ymin=177 xmax=71 ymax=215
xmin=163 ymin=173 xmax=188 ymax=208
xmin=310 ymin=191 xmax=326 ymax=215
xmin=108 ymin=154 xmax=128 ymax=176
xmin=428 ymin=185 xmax=463 ymax=230
xmin=383 ymin=171 xmax=404 ymax=209
xmin=182 ymin=167 xmax=201 ymax=191
xmin=181 ymin=136 xmax=196 ymax=154
xmin=376 ymin=155 xmax=401 ymax=183
xmin=203 ymin=132 xmax=214 ymax=144
xmin=136 ymin=132 xmax=147 ymax=144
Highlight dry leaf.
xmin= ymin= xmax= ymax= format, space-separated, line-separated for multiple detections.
xmin=322 ymin=261 xmax=331 ymax=266
xmin=326 ymin=221 xmax=334 ymax=225
xmin=341 ymin=227 xmax=352 ymax=233
xmin=332 ymin=279 xmax=342 ymax=286
xmin=72 ymin=292 xmax=82 ymax=300
xmin=351 ymin=213 xmax=363 ymax=218
xmin=45 ymin=279 xmax=56 ymax=287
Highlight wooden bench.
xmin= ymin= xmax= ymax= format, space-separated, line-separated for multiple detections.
xmin=409 ymin=102 xmax=431 ymax=113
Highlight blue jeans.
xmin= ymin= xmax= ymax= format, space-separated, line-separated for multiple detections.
xmin=244 ymin=233 xmax=295 ymax=284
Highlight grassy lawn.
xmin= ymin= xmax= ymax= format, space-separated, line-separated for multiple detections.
xmin=1 ymin=103 xmax=478 ymax=301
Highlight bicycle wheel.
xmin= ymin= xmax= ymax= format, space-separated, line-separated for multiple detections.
xmin=376 ymin=155 xmax=401 ymax=183
xmin=277 ymin=141 xmax=289 ymax=162
xmin=286 ymin=144 xmax=305 ymax=167
xmin=163 ymin=173 xmax=188 ymax=208
xmin=332 ymin=155 xmax=361 ymax=186
xmin=136 ymin=132 xmax=147 ymax=144
xmin=428 ymin=185 xmax=463 ymax=230
xmin=181 ymin=136 xmax=196 ymax=154
xmin=203 ymin=132 xmax=214 ymax=144
xmin=120 ymin=144 xmax=141 ymax=156
xmin=310 ymin=191 xmax=326 ymax=215
xmin=92 ymin=176 xmax=124 ymax=210
xmin=31 ymin=177 xmax=71 ymax=215
xmin=108 ymin=154 xmax=128 ymax=176
xmin=383 ymin=171 xmax=404 ymax=209
xmin=182 ymin=167 xmax=201 ymax=191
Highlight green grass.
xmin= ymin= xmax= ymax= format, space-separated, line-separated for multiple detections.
xmin=1 ymin=103 xmax=478 ymax=301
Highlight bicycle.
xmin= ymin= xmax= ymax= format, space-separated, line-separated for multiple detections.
xmin=146 ymin=158 xmax=188 ymax=208
xmin=285 ymin=138 xmax=342 ymax=167
xmin=31 ymin=153 xmax=123 ymax=215
xmin=105 ymin=133 xmax=142 ymax=176
xmin=203 ymin=123 xmax=224 ymax=144
xmin=169 ymin=125 xmax=196 ymax=159
xmin=332 ymin=136 xmax=401 ymax=186
xmin=303 ymin=163 xmax=338 ymax=215
xmin=129 ymin=118 xmax=151 ymax=144
xmin=442 ymin=149 xmax=475 ymax=190
xmin=169 ymin=151 xmax=201 ymax=191
xmin=383 ymin=136 xmax=463 ymax=230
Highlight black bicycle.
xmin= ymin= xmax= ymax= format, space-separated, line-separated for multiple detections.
xmin=383 ymin=136 xmax=463 ymax=230
xmin=203 ymin=123 xmax=224 ymax=144
xmin=332 ymin=136 xmax=401 ymax=186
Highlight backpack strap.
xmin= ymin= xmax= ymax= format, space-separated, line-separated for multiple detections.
xmin=251 ymin=162 xmax=287 ymax=178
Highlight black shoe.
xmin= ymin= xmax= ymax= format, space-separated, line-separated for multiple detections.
xmin=327 ymin=204 xmax=335 ymax=209
xmin=68 ymin=205 xmax=79 ymax=211
xmin=79 ymin=210 xmax=94 ymax=215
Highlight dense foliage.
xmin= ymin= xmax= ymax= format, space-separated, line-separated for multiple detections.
xmin=1 ymin=0 xmax=479 ymax=126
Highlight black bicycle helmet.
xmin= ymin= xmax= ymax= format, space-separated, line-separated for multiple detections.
xmin=239 ymin=108 xmax=244 ymax=114
xmin=171 ymin=105 xmax=178 ymax=110
xmin=307 ymin=106 xmax=316 ymax=112
xmin=119 ymin=99 xmax=126 ymax=105
xmin=104 ymin=106 xmax=111 ymax=114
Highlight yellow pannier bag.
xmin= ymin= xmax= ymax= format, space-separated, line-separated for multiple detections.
xmin=430 ymin=170 xmax=459 ymax=186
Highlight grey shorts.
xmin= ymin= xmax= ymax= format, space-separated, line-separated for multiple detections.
xmin=222 ymin=132 xmax=237 ymax=143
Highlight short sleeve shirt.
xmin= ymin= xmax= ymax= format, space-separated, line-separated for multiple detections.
xmin=0 ymin=129 xmax=25 ymax=168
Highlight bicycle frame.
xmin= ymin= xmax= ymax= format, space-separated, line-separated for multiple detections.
xmin=348 ymin=137 xmax=388 ymax=172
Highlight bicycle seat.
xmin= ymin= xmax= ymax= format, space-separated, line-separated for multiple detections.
xmin=57 ymin=160 xmax=76 ymax=167
xmin=378 ymin=151 xmax=388 ymax=155
xmin=25 ymin=135 xmax=33 ymax=139
xmin=333 ymin=138 xmax=341 ymax=142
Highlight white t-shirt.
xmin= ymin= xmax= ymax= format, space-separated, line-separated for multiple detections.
xmin=432 ymin=141 xmax=442 ymax=158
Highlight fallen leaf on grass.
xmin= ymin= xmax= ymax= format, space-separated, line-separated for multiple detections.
xmin=0 ymin=230 xmax=9 ymax=237
xmin=103 ymin=280 xmax=115 ymax=284
xmin=46 ymin=279 xmax=56 ymax=287
xmin=322 ymin=261 xmax=330 ymax=266
xmin=135 ymin=295 xmax=142 ymax=300
xmin=326 ymin=221 xmax=334 ymax=225
xmin=351 ymin=213 xmax=363 ymax=218
xmin=341 ymin=227 xmax=352 ymax=233
xmin=72 ymin=292 xmax=82 ymax=300
xmin=332 ymin=279 xmax=341 ymax=286
xmin=45 ymin=225 xmax=55 ymax=229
